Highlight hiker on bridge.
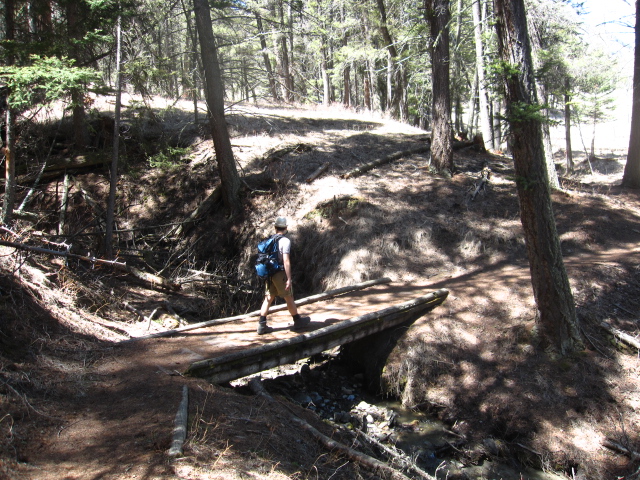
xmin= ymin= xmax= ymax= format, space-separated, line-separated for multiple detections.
xmin=258 ymin=217 xmax=310 ymax=335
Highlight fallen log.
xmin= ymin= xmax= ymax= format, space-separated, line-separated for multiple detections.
xmin=264 ymin=143 xmax=313 ymax=163
xmin=305 ymin=162 xmax=330 ymax=183
xmin=600 ymin=321 xmax=640 ymax=351
xmin=248 ymin=378 xmax=416 ymax=480
xmin=120 ymin=277 xmax=393 ymax=342
xmin=341 ymin=145 xmax=431 ymax=179
xmin=0 ymin=240 xmax=180 ymax=291
xmin=14 ymin=154 xmax=109 ymax=185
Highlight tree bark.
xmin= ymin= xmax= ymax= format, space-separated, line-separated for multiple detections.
xmin=425 ymin=0 xmax=453 ymax=173
xmin=193 ymin=0 xmax=241 ymax=214
xmin=493 ymin=0 xmax=582 ymax=355
xmin=622 ymin=0 xmax=640 ymax=188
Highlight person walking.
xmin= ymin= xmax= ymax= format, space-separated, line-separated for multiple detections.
xmin=258 ymin=217 xmax=310 ymax=335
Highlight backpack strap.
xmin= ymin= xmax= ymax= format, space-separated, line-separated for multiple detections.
xmin=270 ymin=234 xmax=284 ymax=274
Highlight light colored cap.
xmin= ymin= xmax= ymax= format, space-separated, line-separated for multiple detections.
xmin=274 ymin=217 xmax=288 ymax=228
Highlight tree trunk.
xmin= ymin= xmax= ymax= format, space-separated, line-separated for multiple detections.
xmin=622 ymin=0 xmax=640 ymax=188
xmin=466 ymin=71 xmax=478 ymax=134
xmin=277 ymin=0 xmax=294 ymax=102
xmin=66 ymin=2 xmax=89 ymax=150
xmin=343 ymin=64 xmax=351 ymax=107
xmin=2 ymin=0 xmax=15 ymax=225
xmin=255 ymin=12 xmax=280 ymax=102
xmin=105 ymin=14 xmax=122 ymax=259
xmin=181 ymin=0 xmax=201 ymax=124
xmin=493 ymin=0 xmax=582 ymax=355
xmin=2 ymin=108 xmax=15 ymax=225
xmin=527 ymin=15 xmax=560 ymax=190
xmin=193 ymin=0 xmax=241 ymax=214
xmin=564 ymin=78 xmax=574 ymax=173
xmin=425 ymin=0 xmax=453 ymax=173
xmin=472 ymin=0 xmax=492 ymax=149
xmin=321 ymin=46 xmax=332 ymax=106
xmin=376 ymin=0 xmax=405 ymax=119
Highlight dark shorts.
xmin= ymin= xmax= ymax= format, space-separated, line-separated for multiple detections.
xmin=265 ymin=271 xmax=293 ymax=298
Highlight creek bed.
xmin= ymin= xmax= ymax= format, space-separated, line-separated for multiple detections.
xmin=230 ymin=352 xmax=567 ymax=480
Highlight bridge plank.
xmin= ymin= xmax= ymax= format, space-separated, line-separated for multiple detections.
xmin=185 ymin=288 xmax=448 ymax=384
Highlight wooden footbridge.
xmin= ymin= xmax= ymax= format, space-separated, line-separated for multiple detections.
xmin=123 ymin=278 xmax=448 ymax=386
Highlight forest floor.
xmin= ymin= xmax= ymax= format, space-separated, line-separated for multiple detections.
xmin=1 ymin=100 xmax=640 ymax=480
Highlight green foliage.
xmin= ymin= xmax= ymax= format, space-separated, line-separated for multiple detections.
xmin=0 ymin=56 xmax=100 ymax=111
xmin=147 ymin=146 xmax=191 ymax=170
xmin=507 ymin=101 xmax=547 ymax=125
xmin=570 ymin=48 xmax=619 ymax=124
xmin=488 ymin=59 xmax=522 ymax=83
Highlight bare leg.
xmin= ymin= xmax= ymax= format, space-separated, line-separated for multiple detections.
xmin=284 ymin=295 xmax=298 ymax=316
xmin=260 ymin=293 xmax=274 ymax=316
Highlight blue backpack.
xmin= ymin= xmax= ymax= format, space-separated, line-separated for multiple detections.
xmin=255 ymin=234 xmax=283 ymax=278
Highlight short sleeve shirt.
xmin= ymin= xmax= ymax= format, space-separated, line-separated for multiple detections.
xmin=278 ymin=236 xmax=291 ymax=264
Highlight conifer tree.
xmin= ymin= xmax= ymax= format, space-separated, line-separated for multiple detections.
xmin=494 ymin=0 xmax=582 ymax=355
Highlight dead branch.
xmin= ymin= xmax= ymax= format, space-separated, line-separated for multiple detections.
xmin=305 ymin=162 xmax=330 ymax=183
xmin=248 ymin=377 xmax=414 ymax=480
xmin=469 ymin=166 xmax=491 ymax=201
xmin=164 ymin=300 xmax=187 ymax=326
xmin=120 ymin=277 xmax=392 ymax=342
xmin=603 ymin=438 xmax=640 ymax=460
xmin=614 ymin=303 xmax=637 ymax=317
xmin=59 ymin=172 xmax=72 ymax=234
xmin=0 ymin=239 xmax=180 ymax=291
xmin=354 ymin=427 xmax=435 ymax=479
xmin=171 ymin=185 xmax=222 ymax=237
xmin=123 ymin=301 xmax=145 ymax=319
xmin=168 ymin=385 xmax=189 ymax=458
xmin=600 ymin=322 xmax=640 ymax=351
xmin=122 ymin=302 xmax=159 ymax=329
xmin=341 ymin=145 xmax=431 ymax=179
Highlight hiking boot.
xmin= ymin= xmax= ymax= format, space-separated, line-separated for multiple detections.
xmin=257 ymin=323 xmax=273 ymax=335
xmin=291 ymin=315 xmax=311 ymax=331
